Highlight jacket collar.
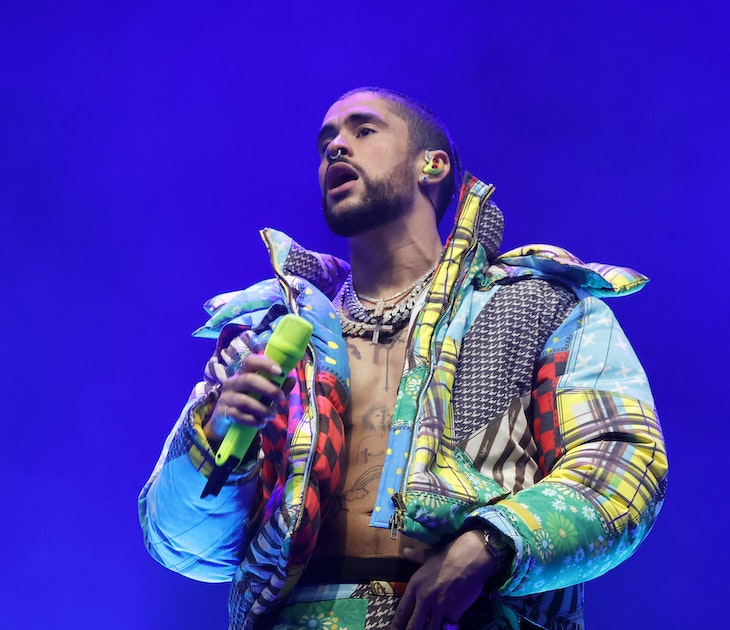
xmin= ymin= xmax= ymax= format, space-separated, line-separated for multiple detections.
xmin=264 ymin=172 xmax=506 ymax=296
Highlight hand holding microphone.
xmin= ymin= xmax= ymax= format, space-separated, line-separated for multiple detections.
xmin=201 ymin=314 xmax=313 ymax=498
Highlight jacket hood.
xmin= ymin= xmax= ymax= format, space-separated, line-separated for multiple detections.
xmin=494 ymin=245 xmax=649 ymax=298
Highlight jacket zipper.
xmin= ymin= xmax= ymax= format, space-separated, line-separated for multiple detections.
xmin=261 ymin=228 xmax=319 ymax=531
xmin=294 ymin=357 xmax=318 ymax=530
xmin=387 ymin=186 xmax=495 ymax=540
xmin=386 ymin=287 xmax=445 ymax=540
xmin=389 ymin=491 xmax=407 ymax=539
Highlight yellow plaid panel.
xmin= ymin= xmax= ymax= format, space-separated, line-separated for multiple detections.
xmin=552 ymin=389 xmax=667 ymax=532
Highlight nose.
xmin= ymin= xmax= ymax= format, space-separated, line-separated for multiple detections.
xmin=327 ymin=147 xmax=346 ymax=162
xmin=325 ymin=136 xmax=350 ymax=163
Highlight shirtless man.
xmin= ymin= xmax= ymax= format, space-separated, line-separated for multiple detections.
xmin=200 ymin=89 xmax=497 ymax=627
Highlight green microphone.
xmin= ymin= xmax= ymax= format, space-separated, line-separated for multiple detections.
xmin=201 ymin=313 xmax=313 ymax=498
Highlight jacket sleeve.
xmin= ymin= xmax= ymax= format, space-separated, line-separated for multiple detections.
xmin=138 ymin=335 xmax=264 ymax=584
xmin=471 ymin=295 xmax=668 ymax=595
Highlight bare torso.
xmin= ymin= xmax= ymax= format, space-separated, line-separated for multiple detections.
xmin=312 ymin=329 xmax=428 ymax=560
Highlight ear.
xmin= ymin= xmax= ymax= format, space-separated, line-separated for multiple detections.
xmin=417 ymin=149 xmax=451 ymax=188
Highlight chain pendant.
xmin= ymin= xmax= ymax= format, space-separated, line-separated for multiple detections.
xmin=371 ymin=321 xmax=382 ymax=344
xmin=336 ymin=263 xmax=438 ymax=344
xmin=371 ymin=300 xmax=385 ymax=343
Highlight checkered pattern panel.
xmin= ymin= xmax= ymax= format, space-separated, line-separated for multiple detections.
xmin=260 ymin=362 xmax=307 ymax=502
xmin=412 ymin=182 xmax=485 ymax=361
xmin=290 ymin=371 xmax=347 ymax=563
xmin=234 ymin=365 xmax=348 ymax=623
xmin=531 ymin=351 xmax=569 ymax=472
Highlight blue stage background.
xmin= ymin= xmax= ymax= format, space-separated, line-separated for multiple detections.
xmin=2 ymin=2 xmax=726 ymax=627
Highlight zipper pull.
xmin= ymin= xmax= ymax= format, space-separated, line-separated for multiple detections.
xmin=389 ymin=492 xmax=406 ymax=540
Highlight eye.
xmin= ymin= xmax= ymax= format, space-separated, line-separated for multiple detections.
xmin=356 ymin=126 xmax=376 ymax=138
xmin=318 ymin=139 xmax=333 ymax=156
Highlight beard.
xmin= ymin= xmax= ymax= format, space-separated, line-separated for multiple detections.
xmin=322 ymin=159 xmax=414 ymax=237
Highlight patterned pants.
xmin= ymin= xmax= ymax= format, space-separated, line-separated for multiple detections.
xmin=267 ymin=581 xmax=546 ymax=630
xmin=267 ymin=581 xmax=401 ymax=630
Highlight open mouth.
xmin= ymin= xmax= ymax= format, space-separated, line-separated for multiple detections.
xmin=326 ymin=163 xmax=359 ymax=191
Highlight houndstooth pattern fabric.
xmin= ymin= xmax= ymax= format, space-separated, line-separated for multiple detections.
xmin=281 ymin=240 xmax=350 ymax=301
xmin=453 ymin=278 xmax=577 ymax=444
xmin=476 ymin=200 xmax=504 ymax=260
xmin=283 ymin=242 xmax=324 ymax=285
xmin=346 ymin=582 xmax=583 ymax=629
xmin=452 ymin=278 xmax=577 ymax=494
xmin=349 ymin=583 xmax=400 ymax=630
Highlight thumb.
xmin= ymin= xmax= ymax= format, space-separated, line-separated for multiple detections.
xmin=402 ymin=546 xmax=429 ymax=565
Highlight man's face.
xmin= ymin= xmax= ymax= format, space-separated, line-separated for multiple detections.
xmin=317 ymin=93 xmax=416 ymax=237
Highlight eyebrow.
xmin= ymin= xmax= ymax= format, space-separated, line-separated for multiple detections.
xmin=317 ymin=111 xmax=388 ymax=150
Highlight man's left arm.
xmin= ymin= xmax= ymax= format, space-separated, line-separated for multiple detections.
xmin=468 ymin=295 xmax=668 ymax=596
xmin=392 ymin=293 xmax=667 ymax=628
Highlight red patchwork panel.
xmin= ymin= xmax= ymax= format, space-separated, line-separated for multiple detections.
xmin=532 ymin=352 xmax=568 ymax=472
xmin=261 ymin=362 xmax=308 ymax=509
xmin=290 ymin=371 xmax=347 ymax=563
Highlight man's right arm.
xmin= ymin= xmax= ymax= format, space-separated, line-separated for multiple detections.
xmin=138 ymin=350 xmax=287 ymax=583
xmin=137 ymin=385 xmax=257 ymax=582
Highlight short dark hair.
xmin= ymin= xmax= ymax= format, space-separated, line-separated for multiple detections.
xmin=337 ymin=87 xmax=462 ymax=222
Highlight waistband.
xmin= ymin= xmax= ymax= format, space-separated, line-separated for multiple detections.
xmin=300 ymin=557 xmax=417 ymax=585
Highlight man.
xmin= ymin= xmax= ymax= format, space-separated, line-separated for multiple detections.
xmin=139 ymin=88 xmax=667 ymax=629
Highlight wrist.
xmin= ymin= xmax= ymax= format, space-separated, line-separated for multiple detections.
xmin=478 ymin=526 xmax=513 ymax=571
xmin=461 ymin=521 xmax=515 ymax=590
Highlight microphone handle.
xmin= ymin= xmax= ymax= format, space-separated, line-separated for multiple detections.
xmin=201 ymin=314 xmax=313 ymax=498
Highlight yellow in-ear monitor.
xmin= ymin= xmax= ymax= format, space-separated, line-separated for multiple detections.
xmin=422 ymin=150 xmax=443 ymax=175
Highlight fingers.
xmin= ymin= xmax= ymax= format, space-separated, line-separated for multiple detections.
xmin=390 ymin=547 xmax=436 ymax=628
xmin=237 ymin=353 xmax=284 ymax=378
xmin=391 ymin=536 xmax=492 ymax=630
xmin=227 ymin=354 xmax=286 ymax=404
xmin=218 ymin=387 xmax=275 ymax=425
xmin=389 ymin=584 xmax=417 ymax=630
xmin=206 ymin=354 xmax=288 ymax=444
xmin=390 ymin=581 xmax=444 ymax=630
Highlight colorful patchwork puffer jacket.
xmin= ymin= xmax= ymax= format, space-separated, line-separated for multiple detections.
xmin=139 ymin=174 xmax=667 ymax=629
